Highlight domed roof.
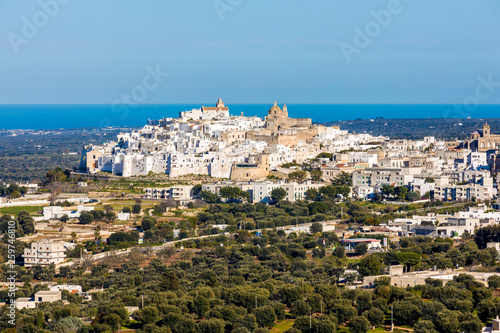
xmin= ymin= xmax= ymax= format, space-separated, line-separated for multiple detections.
xmin=269 ymin=101 xmax=282 ymax=112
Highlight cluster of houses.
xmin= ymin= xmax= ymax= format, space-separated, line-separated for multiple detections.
xmin=80 ymin=99 xmax=386 ymax=180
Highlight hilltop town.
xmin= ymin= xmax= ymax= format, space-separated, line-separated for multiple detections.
xmin=2 ymin=102 xmax=500 ymax=333
xmin=78 ymin=100 xmax=500 ymax=204
xmin=80 ymin=99 xmax=385 ymax=179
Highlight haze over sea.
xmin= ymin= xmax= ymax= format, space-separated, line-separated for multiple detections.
xmin=1 ymin=104 xmax=500 ymax=130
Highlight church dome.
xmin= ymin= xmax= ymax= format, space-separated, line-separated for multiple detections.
xmin=269 ymin=101 xmax=282 ymax=112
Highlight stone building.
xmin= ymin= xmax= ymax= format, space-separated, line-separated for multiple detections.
xmin=464 ymin=123 xmax=500 ymax=151
xmin=264 ymin=102 xmax=312 ymax=131
xmin=230 ymin=154 xmax=270 ymax=181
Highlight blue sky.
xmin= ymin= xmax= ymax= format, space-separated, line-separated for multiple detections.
xmin=0 ymin=0 xmax=499 ymax=104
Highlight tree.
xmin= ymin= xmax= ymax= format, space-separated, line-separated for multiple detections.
xmin=333 ymin=245 xmax=345 ymax=258
xmin=312 ymin=248 xmax=326 ymax=258
xmin=318 ymin=185 xmax=350 ymax=200
xmin=271 ymin=188 xmax=287 ymax=202
xmin=305 ymin=188 xmax=318 ymax=201
xmin=309 ymin=222 xmax=323 ymax=234
xmin=425 ymin=177 xmax=435 ymax=183
xmin=488 ymin=275 xmax=500 ymax=289
xmin=459 ymin=314 xmax=483 ymax=333
xmin=394 ymin=186 xmax=408 ymax=200
xmin=290 ymin=301 xmax=311 ymax=317
xmin=349 ymin=316 xmax=370 ymax=333
xmin=308 ymin=201 xmax=329 ymax=214
xmin=192 ymin=184 xmax=203 ymax=197
xmin=406 ymin=191 xmax=421 ymax=201
xmin=331 ymin=171 xmax=353 ymax=186
xmin=192 ymin=295 xmax=210 ymax=318
xmin=253 ymin=306 xmax=277 ymax=328
xmin=293 ymin=316 xmax=318 ymax=333
xmin=200 ymin=190 xmax=219 ymax=203
xmin=381 ymin=185 xmax=395 ymax=198
xmin=18 ymin=211 xmax=35 ymax=235
xmin=160 ymin=271 xmax=180 ymax=291
xmin=363 ymin=308 xmax=384 ymax=327
xmin=358 ymin=255 xmax=383 ymax=276
xmin=414 ymin=320 xmax=438 ymax=333
xmin=310 ymin=170 xmax=322 ymax=182
xmin=79 ymin=211 xmax=94 ymax=224
xmin=71 ymin=232 xmax=77 ymax=243
xmin=197 ymin=318 xmax=225 ymax=333
xmin=173 ymin=317 xmax=196 ymax=333
xmin=105 ymin=212 xmax=116 ymax=223
xmin=36 ymin=311 xmax=45 ymax=328
xmin=122 ymin=206 xmax=131 ymax=213
xmin=141 ymin=217 xmax=156 ymax=231
xmin=220 ymin=187 xmax=247 ymax=202
xmin=141 ymin=306 xmax=159 ymax=324
xmin=435 ymin=310 xmax=460 ymax=333
xmin=132 ymin=203 xmax=142 ymax=214
xmin=331 ymin=303 xmax=357 ymax=324
xmin=288 ymin=170 xmax=307 ymax=183
xmin=393 ymin=300 xmax=421 ymax=326
xmin=60 ymin=214 xmax=69 ymax=222
xmin=477 ymin=299 xmax=496 ymax=322
xmin=355 ymin=243 xmax=368 ymax=255
xmin=396 ymin=252 xmax=421 ymax=272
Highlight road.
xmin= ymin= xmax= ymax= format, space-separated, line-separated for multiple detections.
xmin=76 ymin=220 xmax=341 ymax=263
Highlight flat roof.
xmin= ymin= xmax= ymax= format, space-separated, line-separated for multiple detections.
xmin=341 ymin=238 xmax=381 ymax=243
xmin=35 ymin=291 xmax=61 ymax=295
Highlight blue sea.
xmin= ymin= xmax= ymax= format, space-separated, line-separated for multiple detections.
xmin=0 ymin=104 xmax=499 ymax=130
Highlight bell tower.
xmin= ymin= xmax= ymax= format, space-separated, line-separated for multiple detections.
xmin=483 ymin=123 xmax=490 ymax=137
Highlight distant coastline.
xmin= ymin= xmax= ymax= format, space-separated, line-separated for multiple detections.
xmin=1 ymin=104 xmax=500 ymax=130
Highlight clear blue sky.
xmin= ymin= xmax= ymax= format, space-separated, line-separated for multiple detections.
xmin=0 ymin=0 xmax=499 ymax=104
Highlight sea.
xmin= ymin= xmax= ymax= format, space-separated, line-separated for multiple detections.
xmin=0 ymin=104 xmax=499 ymax=130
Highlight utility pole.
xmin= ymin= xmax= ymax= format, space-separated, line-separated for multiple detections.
xmin=391 ymin=305 xmax=394 ymax=332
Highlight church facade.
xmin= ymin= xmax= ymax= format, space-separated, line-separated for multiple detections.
xmin=464 ymin=123 xmax=500 ymax=152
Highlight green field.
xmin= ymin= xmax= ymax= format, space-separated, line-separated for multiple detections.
xmin=0 ymin=205 xmax=42 ymax=215
xmin=271 ymin=320 xmax=294 ymax=332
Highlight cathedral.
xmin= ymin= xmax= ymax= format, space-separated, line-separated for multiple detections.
xmin=264 ymin=101 xmax=312 ymax=131
xmin=464 ymin=123 xmax=500 ymax=151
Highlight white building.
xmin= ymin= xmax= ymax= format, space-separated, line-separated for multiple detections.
xmin=144 ymin=185 xmax=194 ymax=201
xmin=43 ymin=205 xmax=94 ymax=220
xmin=15 ymin=290 xmax=61 ymax=309
xmin=49 ymin=284 xmax=83 ymax=293
xmin=117 ymin=212 xmax=131 ymax=221
xmin=23 ymin=241 xmax=66 ymax=267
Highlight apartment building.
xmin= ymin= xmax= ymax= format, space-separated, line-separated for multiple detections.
xmin=23 ymin=241 xmax=66 ymax=267
xmin=434 ymin=175 xmax=496 ymax=201
xmin=353 ymin=167 xmax=413 ymax=187
xmin=144 ymin=185 xmax=194 ymax=201
xmin=412 ymin=217 xmax=494 ymax=238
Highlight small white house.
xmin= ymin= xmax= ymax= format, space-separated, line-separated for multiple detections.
xmin=15 ymin=290 xmax=61 ymax=309
xmin=117 ymin=212 xmax=130 ymax=221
